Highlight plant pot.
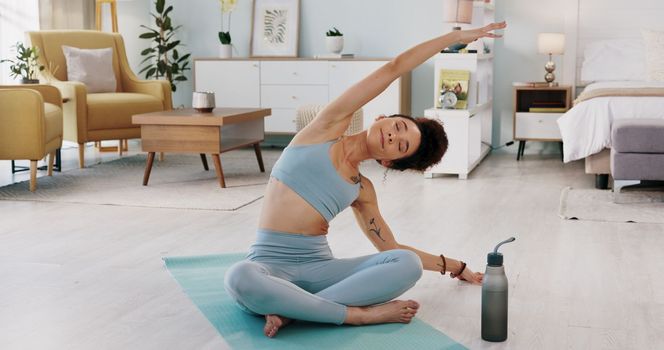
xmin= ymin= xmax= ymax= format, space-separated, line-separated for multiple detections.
xmin=325 ymin=36 xmax=344 ymax=54
xmin=219 ymin=44 xmax=232 ymax=58
xmin=21 ymin=78 xmax=39 ymax=84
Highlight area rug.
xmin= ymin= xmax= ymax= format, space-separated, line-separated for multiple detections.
xmin=559 ymin=186 xmax=664 ymax=224
xmin=163 ymin=253 xmax=467 ymax=350
xmin=0 ymin=149 xmax=280 ymax=211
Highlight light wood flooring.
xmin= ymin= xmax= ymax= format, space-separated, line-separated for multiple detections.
xmin=1 ymin=142 xmax=663 ymax=350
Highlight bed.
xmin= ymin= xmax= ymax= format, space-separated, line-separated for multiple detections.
xmin=557 ymin=31 xmax=664 ymax=188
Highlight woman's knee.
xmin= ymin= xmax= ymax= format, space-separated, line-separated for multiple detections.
xmin=389 ymin=249 xmax=423 ymax=283
xmin=224 ymin=261 xmax=267 ymax=298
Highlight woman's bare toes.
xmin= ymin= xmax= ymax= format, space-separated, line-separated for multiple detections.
xmin=406 ymin=300 xmax=420 ymax=310
xmin=264 ymin=314 xmax=292 ymax=338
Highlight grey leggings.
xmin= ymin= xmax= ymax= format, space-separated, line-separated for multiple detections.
xmin=224 ymin=229 xmax=423 ymax=325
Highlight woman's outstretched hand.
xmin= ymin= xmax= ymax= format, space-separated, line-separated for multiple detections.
xmin=458 ymin=266 xmax=484 ymax=285
xmin=458 ymin=21 xmax=507 ymax=45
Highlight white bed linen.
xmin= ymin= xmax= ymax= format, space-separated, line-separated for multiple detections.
xmin=557 ymin=81 xmax=664 ymax=162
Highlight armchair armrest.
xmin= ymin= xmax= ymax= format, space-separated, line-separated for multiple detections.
xmin=0 ymin=84 xmax=62 ymax=107
xmin=41 ymin=70 xmax=89 ymax=142
xmin=0 ymin=89 xmax=46 ymax=158
xmin=123 ymin=75 xmax=173 ymax=111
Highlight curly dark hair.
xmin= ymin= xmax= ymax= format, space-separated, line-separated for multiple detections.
xmin=377 ymin=114 xmax=448 ymax=172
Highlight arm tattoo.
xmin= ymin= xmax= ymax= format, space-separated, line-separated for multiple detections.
xmin=350 ymin=174 xmax=363 ymax=189
xmin=368 ymin=218 xmax=385 ymax=242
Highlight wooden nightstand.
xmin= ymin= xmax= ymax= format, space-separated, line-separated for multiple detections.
xmin=513 ymin=84 xmax=572 ymax=160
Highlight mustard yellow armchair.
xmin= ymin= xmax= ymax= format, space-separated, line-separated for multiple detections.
xmin=0 ymin=85 xmax=63 ymax=191
xmin=28 ymin=30 xmax=172 ymax=168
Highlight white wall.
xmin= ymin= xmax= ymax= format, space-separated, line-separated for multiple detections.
xmin=0 ymin=0 xmax=40 ymax=84
xmin=493 ymin=0 xmax=568 ymax=146
xmin=114 ymin=0 xmax=446 ymax=112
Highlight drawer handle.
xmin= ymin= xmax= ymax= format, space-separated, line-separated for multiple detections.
xmin=292 ymin=72 xmax=298 ymax=75
xmin=291 ymin=96 xmax=297 ymax=99
xmin=253 ymin=64 xmax=258 ymax=67
xmin=331 ymin=64 xmax=336 ymax=68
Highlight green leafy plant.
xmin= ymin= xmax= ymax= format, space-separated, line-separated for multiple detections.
xmin=138 ymin=0 xmax=190 ymax=92
xmin=218 ymin=0 xmax=237 ymax=45
xmin=0 ymin=42 xmax=44 ymax=82
xmin=326 ymin=27 xmax=343 ymax=37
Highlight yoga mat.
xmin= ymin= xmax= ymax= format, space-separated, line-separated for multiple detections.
xmin=164 ymin=253 xmax=467 ymax=350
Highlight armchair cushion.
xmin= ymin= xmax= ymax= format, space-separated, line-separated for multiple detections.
xmin=62 ymin=45 xmax=117 ymax=93
xmin=86 ymin=93 xmax=162 ymax=130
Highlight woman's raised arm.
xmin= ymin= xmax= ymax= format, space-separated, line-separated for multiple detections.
xmin=303 ymin=22 xmax=506 ymax=139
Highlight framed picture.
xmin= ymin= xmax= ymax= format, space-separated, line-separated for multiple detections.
xmin=250 ymin=0 xmax=300 ymax=57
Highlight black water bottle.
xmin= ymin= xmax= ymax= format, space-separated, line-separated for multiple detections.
xmin=481 ymin=237 xmax=515 ymax=342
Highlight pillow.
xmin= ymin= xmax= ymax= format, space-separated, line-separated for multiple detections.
xmin=642 ymin=29 xmax=664 ymax=81
xmin=62 ymin=45 xmax=117 ymax=93
xmin=580 ymin=39 xmax=646 ymax=82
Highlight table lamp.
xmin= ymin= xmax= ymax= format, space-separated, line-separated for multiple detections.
xmin=443 ymin=0 xmax=474 ymax=51
xmin=537 ymin=33 xmax=565 ymax=84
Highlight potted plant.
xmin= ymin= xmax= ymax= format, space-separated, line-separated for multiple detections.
xmin=325 ymin=27 xmax=344 ymax=54
xmin=138 ymin=0 xmax=191 ymax=92
xmin=218 ymin=0 xmax=237 ymax=58
xmin=1 ymin=42 xmax=44 ymax=84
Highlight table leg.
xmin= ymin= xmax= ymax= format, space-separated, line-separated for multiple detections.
xmin=200 ymin=154 xmax=209 ymax=171
xmin=517 ymin=141 xmax=525 ymax=161
xmin=559 ymin=142 xmax=564 ymax=162
xmin=254 ymin=143 xmax=265 ymax=172
xmin=143 ymin=152 xmax=155 ymax=186
xmin=212 ymin=154 xmax=226 ymax=188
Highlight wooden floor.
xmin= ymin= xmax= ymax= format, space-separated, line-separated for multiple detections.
xmin=1 ymin=142 xmax=663 ymax=349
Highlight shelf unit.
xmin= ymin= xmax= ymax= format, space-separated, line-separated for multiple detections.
xmin=424 ymin=52 xmax=494 ymax=180
xmin=424 ymin=0 xmax=496 ymax=179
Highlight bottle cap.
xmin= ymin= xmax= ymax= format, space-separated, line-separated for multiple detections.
xmin=487 ymin=237 xmax=515 ymax=267
xmin=487 ymin=252 xmax=503 ymax=266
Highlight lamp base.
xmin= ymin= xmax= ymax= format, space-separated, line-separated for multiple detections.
xmin=544 ymin=58 xmax=556 ymax=84
xmin=544 ymin=72 xmax=556 ymax=83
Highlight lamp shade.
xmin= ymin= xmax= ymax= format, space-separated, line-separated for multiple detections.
xmin=443 ymin=0 xmax=474 ymax=24
xmin=538 ymin=33 xmax=565 ymax=55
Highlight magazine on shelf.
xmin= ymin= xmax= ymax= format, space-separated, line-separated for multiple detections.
xmin=437 ymin=69 xmax=470 ymax=109
xmin=528 ymin=107 xmax=567 ymax=113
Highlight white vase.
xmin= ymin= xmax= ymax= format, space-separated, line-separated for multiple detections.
xmin=325 ymin=36 xmax=344 ymax=54
xmin=219 ymin=44 xmax=232 ymax=58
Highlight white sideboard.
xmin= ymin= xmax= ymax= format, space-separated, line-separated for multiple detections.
xmin=194 ymin=58 xmax=411 ymax=134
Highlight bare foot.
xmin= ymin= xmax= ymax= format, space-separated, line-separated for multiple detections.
xmin=264 ymin=314 xmax=292 ymax=338
xmin=345 ymin=300 xmax=420 ymax=325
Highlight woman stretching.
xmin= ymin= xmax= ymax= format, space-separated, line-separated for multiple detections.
xmin=225 ymin=22 xmax=507 ymax=338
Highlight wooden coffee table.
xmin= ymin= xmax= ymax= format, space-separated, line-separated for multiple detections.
xmin=132 ymin=108 xmax=271 ymax=188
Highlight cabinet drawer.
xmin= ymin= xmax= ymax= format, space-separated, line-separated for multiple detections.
xmin=194 ymin=60 xmax=260 ymax=107
xmin=260 ymin=85 xmax=329 ymax=109
xmin=515 ymin=112 xmax=562 ymax=140
xmin=265 ymin=108 xmax=297 ymax=133
xmin=261 ymin=61 xmax=328 ymax=85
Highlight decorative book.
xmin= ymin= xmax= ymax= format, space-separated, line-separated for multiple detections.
xmin=528 ymin=107 xmax=567 ymax=113
xmin=437 ymin=69 xmax=470 ymax=109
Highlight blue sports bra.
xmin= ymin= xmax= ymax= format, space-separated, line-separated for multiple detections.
xmin=270 ymin=140 xmax=360 ymax=222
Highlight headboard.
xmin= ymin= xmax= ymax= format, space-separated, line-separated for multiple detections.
xmin=562 ymin=0 xmax=664 ymax=90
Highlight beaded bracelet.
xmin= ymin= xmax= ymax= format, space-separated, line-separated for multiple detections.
xmin=450 ymin=261 xmax=467 ymax=279
xmin=439 ymin=254 xmax=447 ymax=275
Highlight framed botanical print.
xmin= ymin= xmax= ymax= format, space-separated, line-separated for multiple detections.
xmin=250 ymin=0 xmax=300 ymax=57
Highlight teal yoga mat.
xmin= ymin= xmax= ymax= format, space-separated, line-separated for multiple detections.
xmin=164 ymin=253 xmax=467 ymax=350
